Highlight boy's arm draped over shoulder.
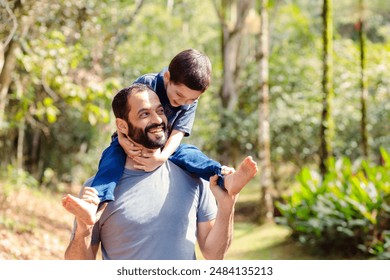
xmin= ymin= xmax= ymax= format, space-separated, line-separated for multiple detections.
xmin=132 ymin=130 xmax=185 ymax=172
xmin=160 ymin=129 xmax=185 ymax=159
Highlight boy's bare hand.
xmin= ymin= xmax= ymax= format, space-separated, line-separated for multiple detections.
xmin=133 ymin=149 xmax=167 ymax=172
xmin=117 ymin=132 xmax=142 ymax=158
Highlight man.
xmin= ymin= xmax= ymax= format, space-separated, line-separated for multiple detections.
xmin=63 ymin=83 xmax=258 ymax=260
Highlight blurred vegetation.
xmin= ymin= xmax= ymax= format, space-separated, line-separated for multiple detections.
xmin=276 ymin=148 xmax=390 ymax=259
xmin=1 ymin=0 xmax=390 ymax=259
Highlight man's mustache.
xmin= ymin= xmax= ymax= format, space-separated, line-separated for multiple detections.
xmin=145 ymin=122 xmax=167 ymax=133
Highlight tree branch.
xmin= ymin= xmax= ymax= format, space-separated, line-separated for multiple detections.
xmin=108 ymin=0 xmax=146 ymax=49
xmin=212 ymin=0 xmax=230 ymax=33
xmin=1 ymin=0 xmax=19 ymax=49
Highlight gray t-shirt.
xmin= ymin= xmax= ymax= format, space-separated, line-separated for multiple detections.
xmin=87 ymin=161 xmax=217 ymax=260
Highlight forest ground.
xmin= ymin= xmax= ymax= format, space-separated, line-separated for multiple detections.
xmin=0 ymin=186 xmax=73 ymax=259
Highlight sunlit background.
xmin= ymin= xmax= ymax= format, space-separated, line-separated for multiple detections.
xmin=0 ymin=0 xmax=389 ymax=260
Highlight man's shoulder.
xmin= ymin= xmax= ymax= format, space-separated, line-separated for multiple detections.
xmin=165 ymin=161 xmax=208 ymax=187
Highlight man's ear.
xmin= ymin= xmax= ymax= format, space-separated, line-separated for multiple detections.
xmin=116 ymin=118 xmax=128 ymax=135
xmin=163 ymin=70 xmax=170 ymax=82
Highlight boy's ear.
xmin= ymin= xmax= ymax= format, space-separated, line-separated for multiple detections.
xmin=116 ymin=118 xmax=128 ymax=135
xmin=163 ymin=70 xmax=170 ymax=82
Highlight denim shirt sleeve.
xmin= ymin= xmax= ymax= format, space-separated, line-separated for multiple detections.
xmin=133 ymin=73 xmax=157 ymax=89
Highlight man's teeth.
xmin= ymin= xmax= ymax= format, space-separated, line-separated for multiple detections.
xmin=149 ymin=127 xmax=163 ymax=133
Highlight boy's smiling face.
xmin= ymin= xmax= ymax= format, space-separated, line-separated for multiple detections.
xmin=164 ymin=71 xmax=203 ymax=107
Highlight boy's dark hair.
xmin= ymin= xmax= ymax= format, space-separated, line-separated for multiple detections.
xmin=168 ymin=49 xmax=212 ymax=93
xmin=112 ymin=83 xmax=154 ymax=120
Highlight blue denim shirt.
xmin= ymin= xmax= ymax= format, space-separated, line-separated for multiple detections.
xmin=133 ymin=68 xmax=198 ymax=137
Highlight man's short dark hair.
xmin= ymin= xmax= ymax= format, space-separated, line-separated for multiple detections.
xmin=168 ymin=49 xmax=212 ymax=93
xmin=112 ymin=83 xmax=154 ymax=120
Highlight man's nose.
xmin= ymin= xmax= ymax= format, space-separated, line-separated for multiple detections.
xmin=151 ymin=112 xmax=163 ymax=123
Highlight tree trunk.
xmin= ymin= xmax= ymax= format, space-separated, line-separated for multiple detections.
xmin=213 ymin=0 xmax=253 ymax=164
xmin=359 ymin=0 xmax=369 ymax=158
xmin=0 ymin=0 xmax=21 ymax=128
xmin=319 ymin=0 xmax=334 ymax=176
xmin=30 ymin=129 xmax=41 ymax=177
xmin=218 ymin=0 xmax=252 ymax=111
xmin=0 ymin=40 xmax=17 ymax=128
xmin=258 ymin=0 xmax=274 ymax=223
xmin=220 ymin=33 xmax=240 ymax=111
xmin=16 ymin=117 xmax=26 ymax=172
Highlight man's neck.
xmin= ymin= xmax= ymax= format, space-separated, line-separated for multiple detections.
xmin=124 ymin=157 xmax=138 ymax=170
xmin=124 ymin=147 xmax=160 ymax=171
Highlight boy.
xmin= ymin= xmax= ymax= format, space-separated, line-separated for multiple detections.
xmin=63 ymin=49 xmax=255 ymax=225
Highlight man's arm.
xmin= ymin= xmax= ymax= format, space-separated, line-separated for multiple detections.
xmin=196 ymin=175 xmax=237 ymax=260
xmin=197 ymin=156 xmax=258 ymax=259
xmin=64 ymin=220 xmax=99 ymax=260
xmin=63 ymin=187 xmax=103 ymax=260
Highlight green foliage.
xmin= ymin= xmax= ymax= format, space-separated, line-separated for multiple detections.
xmin=0 ymin=165 xmax=39 ymax=206
xmin=266 ymin=1 xmax=390 ymax=183
xmin=276 ymin=148 xmax=390 ymax=259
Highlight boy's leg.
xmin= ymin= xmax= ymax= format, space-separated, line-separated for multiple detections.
xmin=169 ymin=144 xmax=258 ymax=195
xmin=169 ymin=144 xmax=226 ymax=188
xmin=91 ymin=137 xmax=126 ymax=202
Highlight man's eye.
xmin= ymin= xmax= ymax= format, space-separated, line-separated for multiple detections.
xmin=157 ymin=108 xmax=165 ymax=114
xmin=140 ymin=112 xmax=149 ymax=118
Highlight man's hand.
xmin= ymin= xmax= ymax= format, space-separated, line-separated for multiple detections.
xmin=132 ymin=149 xmax=167 ymax=172
xmin=208 ymin=175 xmax=238 ymax=211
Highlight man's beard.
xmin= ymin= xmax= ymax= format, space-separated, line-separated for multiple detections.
xmin=126 ymin=120 xmax=169 ymax=149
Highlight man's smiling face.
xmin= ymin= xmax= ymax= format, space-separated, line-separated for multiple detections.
xmin=125 ymin=90 xmax=169 ymax=149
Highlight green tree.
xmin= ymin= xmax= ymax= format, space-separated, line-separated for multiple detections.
xmin=212 ymin=0 xmax=254 ymax=164
xmin=0 ymin=0 xmax=114 ymax=186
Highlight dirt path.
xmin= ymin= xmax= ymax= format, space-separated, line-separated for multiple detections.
xmin=0 ymin=187 xmax=75 ymax=259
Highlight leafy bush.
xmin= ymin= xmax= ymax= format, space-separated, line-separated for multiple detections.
xmin=275 ymin=148 xmax=390 ymax=259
